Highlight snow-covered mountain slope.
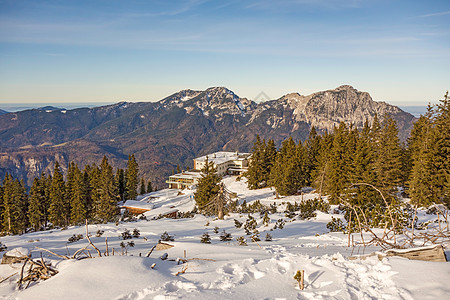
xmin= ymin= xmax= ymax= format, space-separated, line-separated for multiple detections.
xmin=0 ymin=176 xmax=448 ymax=299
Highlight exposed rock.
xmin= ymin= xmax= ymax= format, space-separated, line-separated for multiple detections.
xmin=0 ymin=85 xmax=416 ymax=187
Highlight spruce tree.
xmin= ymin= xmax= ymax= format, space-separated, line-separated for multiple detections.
xmin=194 ymin=157 xmax=222 ymax=210
xmin=350 ymin=120 xmax=379 ymax=206
xmin=116 ymin=168 xmax=125 ymax=201
xmin=28 ymin=177 xmax=44 ymax=230
xmin=69 ymin=163 xmax=87 ymax=225
xmin=0 ymin=182 xmax=3 ymax=232
xmin=269 ymin=137 xmax=301 ymax=196
xmin=48 ymin=162 xmax=67 ymax=227
xmin=94 ymin=156 xmax=119 ymax=223
xmin=409 ymin=92 xmax=450 ymax=207
xmin=375 ymin=115 xmax=403 ymax=196
xmin=125 ymin=154 xmax=139 ymax=200
xmin=140 ymin=178 xmax=146 ymax=195
xmin=326 ymin=123 xmax=353 ymax=204
xmin=311 ymin=132 xmax=333 ymax=197
xmin=2 ymin=175 xmax=28 ymax=235
xmin=147 ymin=180 xmax=153 ymax=193
xmin=305 ymin=126 xmax=322 ymax=186
xmin=247 ymin=135 xmax=266 ymax=189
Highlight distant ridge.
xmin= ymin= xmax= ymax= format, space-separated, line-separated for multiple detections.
xmin=0 ymin=85 xmax=416 ymax=187
xmin=0 ymin=109 xmax=8 ymax=116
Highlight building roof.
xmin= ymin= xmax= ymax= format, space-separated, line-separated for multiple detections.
xmin=169 ymin=171 xmax=202 ymax=179
xmin=194 ymin=151 xmax=250 ymax=165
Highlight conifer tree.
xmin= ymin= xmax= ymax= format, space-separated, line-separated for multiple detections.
xmin=69 ymin=163 xmax=87 ymax=225
xmin=48 ymin=162 xmax=67 ymax=227
xmin=247 ymin=135 xmax=267 ymax=189
xmin=305 ymin=126 xmax=322 ymax=186
xmin=270 ymin=137 xmax=301 ymax=196
xmin=311 ymin=131 xmax=334 ymax=197
xmin=116 ymin=168 xmax=125 ymax=201
xmin=2 ymin=175 xmax=28 ymax=234
xmin=375 ymin=115 xmax=403 ymax=196
xmin=94 ymin=156 xmax=119 ymax=223
xmin=350 ymin=120 xmax=379 ymax=206
xmin=125 ymin=154 xmax=139 ymax=200
xmin=147 ymin=180 xmax=153 ymax=193
xmin=264 ymin=139 xmax=277 ymax=178
xmin=194 ymin=157 xmax=222 ymax=210
xmin=140 ymin=178 xmax=146 ymax=195
xmin=83 ymin=164 xmax=97 ymax=219
xmin=409 ymin=92 xmax=450 ymax=207
xmin=28 ymin=177 xmax=44 ymax=230
xmin=326 ymin=123 xmax=353 ymax=203
xmin=0 ymin=183 xmax=3 ymax=232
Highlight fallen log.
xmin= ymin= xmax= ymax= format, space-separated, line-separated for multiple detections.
xmin=385 ymin=244 xmax=447 ymax=262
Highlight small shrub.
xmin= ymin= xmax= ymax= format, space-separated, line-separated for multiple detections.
xmin=265 ymin=233 xmax=272 ymax=241
xmin=234 ymin=219 xmax=243 ymax=228
xmin=326 ymin=217 xmax=346 ymax=232
xmin=127 ymin=241 xmax=135 ymax=247
xmin=251 ymin=233 xmax=260 ymax=242
xmin=121 ymin=229 xmax=132 ymax=240
xmin=95 ymin=230 xmax=104 ymax=237
xmin=237 ymin=236 xmax=247 ymax=246
xmin=160 ymin=231 xmax=174 ymax=241
xmin=132 ymin=228 xmax=140 ymax=238
xmin=68 ymin=234 xmax=83 ymax=243
xmin=213 ymin=226 xmax=219 ymax=234
xmin=273 ymin=219 xmax=285 ymax=230
xmin=262 ymin=212 xmax=270 ymax=226
xmin=200 ymin=232 xmax=211 ymax=244
xmin=219 ymin=230 xmax=232 ymax=241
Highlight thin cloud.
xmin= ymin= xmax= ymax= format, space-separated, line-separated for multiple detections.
xmin=420 ymin=10 xmax=450 ymax=18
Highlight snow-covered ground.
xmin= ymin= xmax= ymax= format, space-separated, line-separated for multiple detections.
xmin=0 ymin=177 xmax=449 ymax=299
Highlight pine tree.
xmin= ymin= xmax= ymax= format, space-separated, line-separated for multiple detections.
xmin=409 ymin=92 xmax=450 ymax=207
xmin=0 ymin=182 xmax=3 ymax=232
xmin=305 ymin=126 xmax=322 ymax=186
xmin=94 ymin=156 xmax=119 ymax=223
xmin=147 ymin=180 xmax=153 ymax=193
xmin=28 ymin=177 xmax=44 ymax=230
xmin=270 ymin=137 xmax=299 ymax=196
xmin=48 ymin=162 xmax=67 ymax=227
xmin=375 ymin=115 xmax=403 ymax=197
xmin=2 ymin=175 xmax=28 ymax=234
xmin=311 ymin=132 xmax=334 ymax=197
xmin=116 ymin=168 xmax=125 ymax=201
xmin=194 ymin=157 xmax=222 ymax=210
xmin=140 ymin=178 xmax=146 ymax=195
xmin=83 ymin=164 xmax=97 ymax=220
xmin=70 ymin=163 xmax=87 ymax=225
xmin=247 ymin=135 xmax=267 ymax=189
xmin=326 ymin=123 xmax=353 ymax=204
xmin=350 ymin=120 xmax=379 ymax=206
xmin=125 ymin=154 xmax=139 ymax=200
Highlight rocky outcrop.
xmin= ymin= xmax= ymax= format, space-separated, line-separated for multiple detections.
xmin=0 ymin=85 xmax=416 ymax=187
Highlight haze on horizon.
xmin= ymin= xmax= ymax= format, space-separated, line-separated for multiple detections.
xmin=0 ymin=0 xmax=449 ymax=106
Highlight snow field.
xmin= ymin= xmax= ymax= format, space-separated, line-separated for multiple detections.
xmin=0 ymin=176 xmax=448 ymax=299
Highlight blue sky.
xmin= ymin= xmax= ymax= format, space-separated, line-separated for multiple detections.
xmin=0 ymin=0 xmax=449 ymax=105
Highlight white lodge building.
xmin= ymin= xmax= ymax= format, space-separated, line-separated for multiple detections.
xmin=167 ymin=151 xmax=251 ymax=189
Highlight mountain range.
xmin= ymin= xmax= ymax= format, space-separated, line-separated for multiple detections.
xmin=0 ymin=85 xmax=416 ymax=188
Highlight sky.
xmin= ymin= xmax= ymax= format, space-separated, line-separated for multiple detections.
xmin=0 ymin=0 xmax=449 ymax=106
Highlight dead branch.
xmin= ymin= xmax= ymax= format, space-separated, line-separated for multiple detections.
xmin=146 ymin=244 xmax=157 ymax=257
xmin=35 ymin=247 xmax=69 ymax=260
xmin=85 ymin=220 xmax=102 ymax=257
xmin=17 ymin=258 xmax=59 ymax=290
xmin=0 ymin=272 xmax=18 ymax=284
xmin=175 ymin=265 xmax=188 ymax=276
